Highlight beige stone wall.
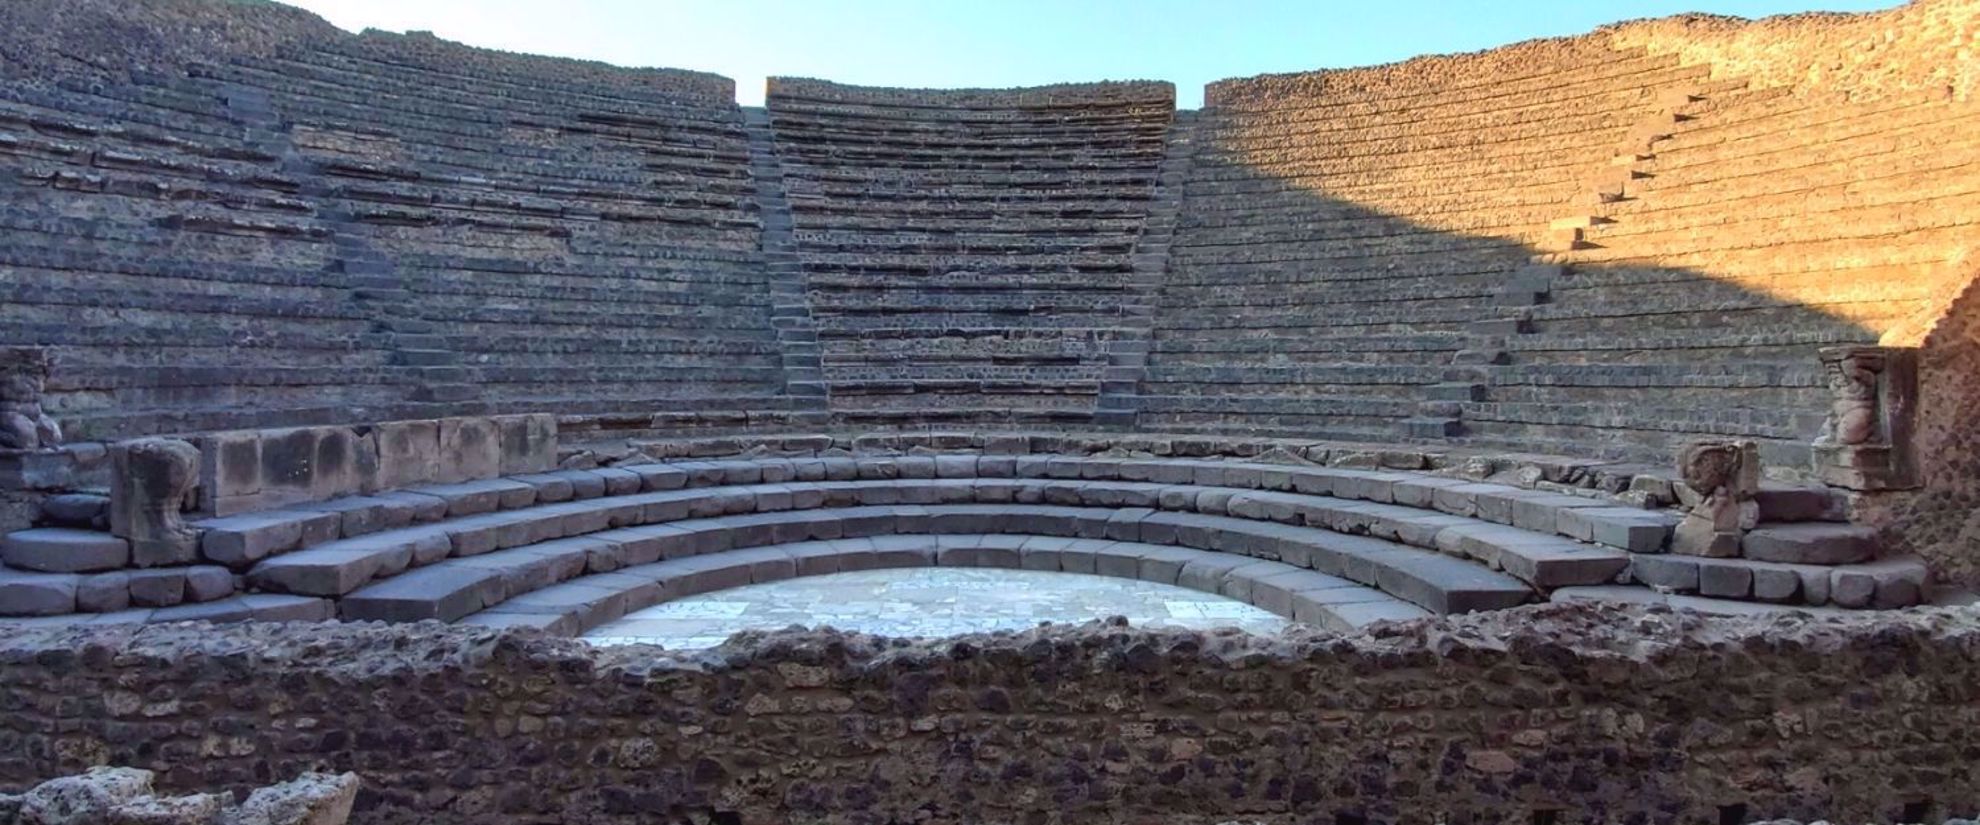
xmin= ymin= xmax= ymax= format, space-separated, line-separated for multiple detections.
xmin=1605 ymin=0 xmax=1980 ymax=102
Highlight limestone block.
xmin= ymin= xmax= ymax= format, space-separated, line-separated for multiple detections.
xmin=109 ymin=438 xmax=201 ymax=567
xmin=196 ymin=430 xmax=262 ymax=516
xmin=437 ymin=417 xmax=501 ymax=483
xmin=371 ymin=419 xmax=443 ymax=492
xmin=256 ymin=427 xmax=324 ymax=509
xmin=496 ymin=414 xmax=558 ymax=475
xmin=307 ymin=426 xmax=371 ymax=502
xmin=184 ymin=565 xmax=235 ymax=602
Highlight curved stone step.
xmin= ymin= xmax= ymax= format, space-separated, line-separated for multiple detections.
xmin=457 ymin=534 xmax=1431 ymax=638
xmin=172 ymin=452 xmax=1681 ymax=577
xmin=0 ymin=593 xmax=333 ymax=628
xmin=1 ymin=528 xmax=130 ymax=573
xmin=258 ymin=473 xmax=1575 ymax=593
xmin=329 ymin=502 xmax=1530 ymax=622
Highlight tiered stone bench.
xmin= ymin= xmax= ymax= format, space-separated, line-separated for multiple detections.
xmin=1 ymin=437 xmax=1928 ymax=633
xmin=765 ymin=79 xmax=1175 ymax=425
xmin=0 ymin=81 xmax=406 ymax=440
xmin=1134 ymin=45 xmax=1719 ymax=443
xmin=1472 ymin=86 xmax=1980 ymax=463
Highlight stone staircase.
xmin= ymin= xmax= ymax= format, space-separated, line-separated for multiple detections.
xmin=217 ymin=80 xmax=479 ymax=413
xmin=743 ymin=106 xmax=829 ymax=409
xmin=1095 ymin=111 xmax=1197 ymax=427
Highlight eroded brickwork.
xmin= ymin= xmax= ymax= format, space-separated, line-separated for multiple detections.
xmin=2 ymin=603 xmax=1977 ymax=824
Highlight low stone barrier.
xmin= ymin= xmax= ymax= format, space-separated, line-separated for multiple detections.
xmin=1 ymin=602 xmax=1974 ymax=824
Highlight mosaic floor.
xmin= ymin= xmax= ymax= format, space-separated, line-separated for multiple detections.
xmin=582 ymin=568 xmax=1290 ymax=648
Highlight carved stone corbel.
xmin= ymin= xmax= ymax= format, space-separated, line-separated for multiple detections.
xmin=1811 ymin=345 xmax=1919 ymax=491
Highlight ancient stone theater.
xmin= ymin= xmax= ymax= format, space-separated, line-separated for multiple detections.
xmin=0 ymin=0 xmax=1977 ymax=822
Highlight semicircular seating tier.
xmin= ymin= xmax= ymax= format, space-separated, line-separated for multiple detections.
xmin=0 ymin=0 xmax=1972 ymax=632
xmin=763 ymin=78 xmax=1181 ymax=427
xmin=0 ymin=431 xmax=1926 ymax=634
xmin=0 ymin=26 xmax=818 ymax=443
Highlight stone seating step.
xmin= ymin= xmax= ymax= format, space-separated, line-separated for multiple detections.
xmin=1740 ymin=522 xmax=1879 ymax=566
xmin=0 ymin=528 xmax=130 ymax=573
xmin=458 ymin=534 xmax=1430 ymax=638
xmin=367 ymin=498 xmax=1496 ymax=622
xmin=0 ymin=593 xmax=334 ymax=628
xmin=1627 ymin=552 xmax=1925 ymax=608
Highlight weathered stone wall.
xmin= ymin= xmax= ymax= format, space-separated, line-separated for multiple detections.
xmin=767 ymin=77 xmax=1174 ymax=107
xmin=1596 ymin=0 xmax=1980 ymax=582
xmin=1866 ymin=272 xmax=1980 ymax=584
xmin=0 ymin=0 xmax=338 ymax=82
xmin=2 ymin=603 xmax=1976 ymax=824
xmin=1605 ymin=0 xmax=1980 ymax=102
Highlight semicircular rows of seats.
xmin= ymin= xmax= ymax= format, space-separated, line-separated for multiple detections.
xmin=0 ymin=27 xmax=809 ymax=444
xmin=0 ymin=432 xmax=1928 ymax=637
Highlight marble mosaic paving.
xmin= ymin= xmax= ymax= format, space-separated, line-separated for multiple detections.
xmin=582 ymin=568 xmax=1290 ymax=649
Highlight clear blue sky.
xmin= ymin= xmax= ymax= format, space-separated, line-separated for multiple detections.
xmin=281 ymin=0 xmax=1898 ymax=108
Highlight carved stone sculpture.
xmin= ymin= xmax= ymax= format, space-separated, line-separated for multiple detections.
xmin=1811 ymin=345 xmax=1920 ymax=491
xmin=110 ymin=438 xmax=202 ymax=566
xmin=1671 ymin=439 xmax=1759 ymax=557
xmin=0 ymin=347 xmax=61 ymax=450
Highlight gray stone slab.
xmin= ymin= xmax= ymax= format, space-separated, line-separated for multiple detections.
xmin=1558 ymin=507 xmax=1676 ymax=553
xmin=0 ymin=568 xmax=78 ymax=616
xmin=127 ymin=568 xmax=186 ymax=607
xmin=294 ymin=495 xmax=418 ymax=538
xmin=197 ymin=510 xmax=339 ymax=567
xmin=340 ymin=563 xmax=506 ymax=622
xmin=1 ymin=528 xmax=129 ymax=573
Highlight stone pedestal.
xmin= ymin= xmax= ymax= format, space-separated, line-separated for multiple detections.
xmin=109 ymin=438 xmax=202 ymax=567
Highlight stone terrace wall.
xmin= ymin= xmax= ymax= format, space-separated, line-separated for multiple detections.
xmin=2 ymin=603 xmax=1976 ymax=824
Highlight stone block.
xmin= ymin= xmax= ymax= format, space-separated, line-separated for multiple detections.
xmin=372 ymin=419 xmax=443 ymax=491
xmin=75 ymin=571 xmax=131 ymax=612
xmin=1558 ymin=508 xmax=1676 ymax=553
xmin=196 ymin=430 xmax=262 ymax=516
xmin=295 ymin=495 xmax=418 ymax=538
xmin=1740 ymin=523 xmax=1875 ymax=565
xmin=198 ymin=510 xmax=341 ymax=567
xmin=1696 ymin=561 xmax=1753 ymax=598
xmin=1630 ymin=554 xmax=1698 ymax=591
xmin=183 ymin=565 xmax=234 ymax=602
xmin=1749 ymin=565 xmax=1802 ymax=603
xmin=496 ymin=414 xmax=558 ymax=475
xmin=0 ymin=569 xmax=77 ymax=616
xmin=437 ymin=417 xmax=502 ymax=483
xmin=255 ymin=427 xmax=323 ymax=508
xmin=1 ymin=528 xmax=129 ymax=572
xmin=127 ymin=568 xmax=186 ymax=607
